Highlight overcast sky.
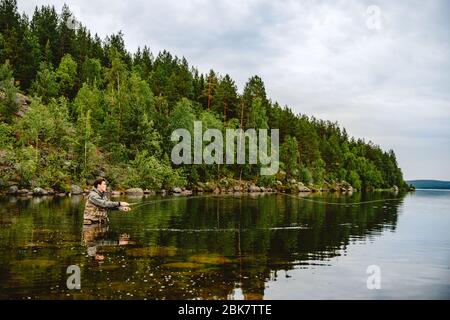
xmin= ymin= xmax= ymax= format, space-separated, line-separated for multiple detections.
xmin=18 ymin=0 xmax=450 ymax=180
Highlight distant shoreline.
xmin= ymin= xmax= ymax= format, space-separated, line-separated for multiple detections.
xmin=407 ymin=180 xmax=450 ymax=190
xmin=415 ymin=188 xmax=450 ymax=191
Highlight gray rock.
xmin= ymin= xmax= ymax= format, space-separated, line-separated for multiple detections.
xmin=125 ymin=188 xmax=144 ymax=195
xmin=8 ymin=186 xmax=18 ymax=194
xmin=13 ymin=92 xmax=31 ymax=118
xmin=32 ymin=187 xmax=47 ymax=196
xmin=70 ymin=184 xmax=83 ymax=195
xmin=233 ymin=185 xmax=242 ymax=192
xmin=172 ymin=187 xmax=182 ymax=193
xmin=17 ymin=189 xmax=29 ymax=194
xmin=249 ymin=185 xmax=261 ymax=192
xmin=298 ymin=185 xmax=311 ymax=192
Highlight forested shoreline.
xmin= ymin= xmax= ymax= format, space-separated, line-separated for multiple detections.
xmin=0 ymin=0 xmax=409 ymax=195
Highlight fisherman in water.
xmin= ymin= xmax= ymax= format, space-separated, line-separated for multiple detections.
xmin=83 ymin=178 xmax=131 ymax=225
xmin=82 ymin=178 xmax=132 ymax=260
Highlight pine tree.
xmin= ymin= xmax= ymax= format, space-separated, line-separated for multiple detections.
xmin=0 ymin=61 xmax=18 ymax=122
xmin=213 ymin=74 xmax=238 ymax=121
xmin=30 ymin=61 xmax=58 ymax=103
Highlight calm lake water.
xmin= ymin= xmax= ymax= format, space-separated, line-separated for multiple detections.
xmin=0 ymin=190 xmax=449 ymax=299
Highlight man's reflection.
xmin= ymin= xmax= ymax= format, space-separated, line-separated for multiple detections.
xmin=82 ymin=224 xmax=133 ymax=261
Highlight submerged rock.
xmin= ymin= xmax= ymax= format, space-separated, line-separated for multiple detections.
xmin=162 ymin=262 xmax=205 ymax=269
xmin=188 ymin=254 xmax=233 ymax=265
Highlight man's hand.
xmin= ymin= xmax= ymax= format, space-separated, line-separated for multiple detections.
xmin=120 ymin=201 xmax=130 ymax=207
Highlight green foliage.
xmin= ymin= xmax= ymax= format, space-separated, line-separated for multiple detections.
xmin=17 ymin=98 xmax=55 ymax=147
xmin=212 ymin=74 xmax=238 ymax=120
xmin=258 ymin=174 xmax=276 ymax=187
xmin=125 ymin=151 xmax=186 ymax=189
xmin=30 ymin=62 xmax=58 ymax=103
xmin=299 ymin=164 xmax=312 ymax=185
xmin=311 ymin=159 xmax=326 ymax=185
xmin=247 ymin=97 xmax=268 ymax=129
xmin=0 ymin=61 xmax=18 ymax=122
xmin=81 ymin=58 xmax=102 ymax=86
xmin=280 ymin=135 xmax=299 ymax=177
xmin=0 ymin=121 xmax=12 ymax=147
xmin=56 ymin=53 xmax=77 ymax=98
xmin=348 ymin=170 xmax=361 ymax=190
xmin=11 ymin=146 xmax=36 ymax=186
xmin=168 ymin=98 xmax=196 ymax=135
xmin=74 ymin=109 xmax=100 ymax=179
xmin=0 ymin=0 xmax=407 ymax=191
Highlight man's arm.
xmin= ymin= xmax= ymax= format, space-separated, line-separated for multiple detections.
xmin=89 ymin=192 xmax=120 ymax=209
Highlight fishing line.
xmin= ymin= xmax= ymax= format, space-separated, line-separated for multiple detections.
xmin=126 ymin=192 xmax=403 ymax=210
xmin=144 ymin=225 xmax=309 ymax=232
xmin=280 ymin=193 xmax=403 ymax=206
xmin=122 ymin=192 xmax=401 ymax=234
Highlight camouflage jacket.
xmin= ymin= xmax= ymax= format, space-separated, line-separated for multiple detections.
xmin=83 ymin=188 xmax=120 ymax=224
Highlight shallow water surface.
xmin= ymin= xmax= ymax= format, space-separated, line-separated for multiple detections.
xmin=0 ymin=190 xmax=449 ymax=299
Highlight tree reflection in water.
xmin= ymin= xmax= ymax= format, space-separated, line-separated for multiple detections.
xmin=0 ymin=192 xmax=404 ymax=299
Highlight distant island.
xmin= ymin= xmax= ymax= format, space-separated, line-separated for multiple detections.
xmin=407 ymin=180 xmax=450 ymax=190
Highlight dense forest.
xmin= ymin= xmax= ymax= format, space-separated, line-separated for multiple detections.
xmin=0 ymin=0 xmax=408 ymax=193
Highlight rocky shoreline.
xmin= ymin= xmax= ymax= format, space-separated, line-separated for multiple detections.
xmin=1 ymin=179 xmax=402 ymax=198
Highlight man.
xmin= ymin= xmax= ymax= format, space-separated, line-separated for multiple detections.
xmin=83 ymin=178 xmax=130 ymax=225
